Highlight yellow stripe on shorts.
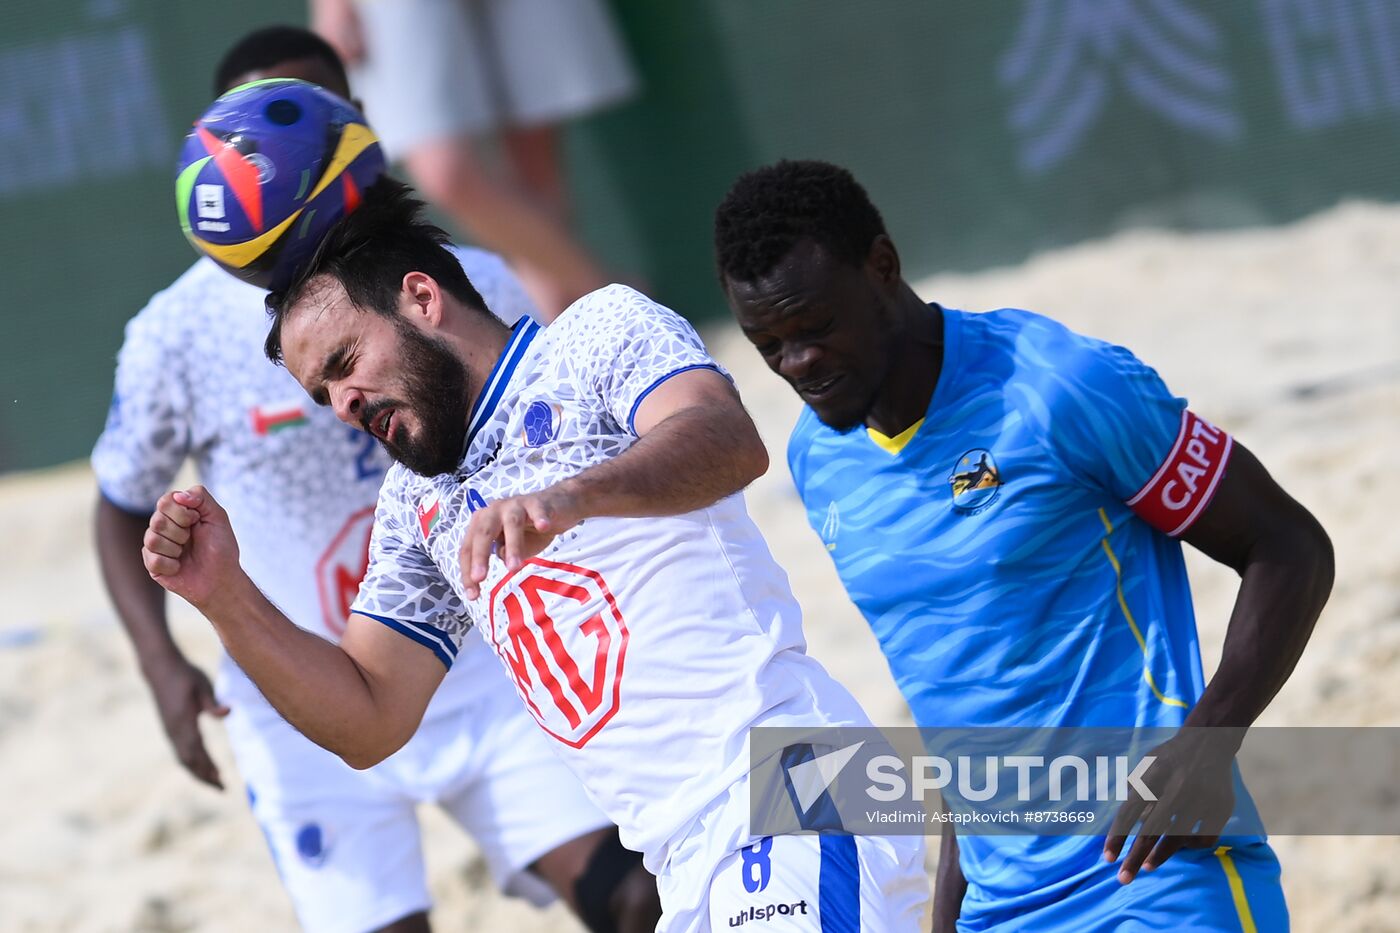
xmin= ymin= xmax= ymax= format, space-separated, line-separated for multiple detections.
xmin=1214 ymin=845 xmax=1259 ymax=933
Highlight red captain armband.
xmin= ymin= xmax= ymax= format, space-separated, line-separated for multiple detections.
xmin=1125 ymin=410 xmax=1234 ymax=537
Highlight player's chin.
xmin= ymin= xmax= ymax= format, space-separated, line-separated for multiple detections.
xmin=393 ymin=433 xmax=466 ymax=477
xmin=808 ymin=396 xmax=871 ymax=433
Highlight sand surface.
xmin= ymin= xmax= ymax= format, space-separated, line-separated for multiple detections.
xmin=2 ymin=202 xmax=1397 ymax=931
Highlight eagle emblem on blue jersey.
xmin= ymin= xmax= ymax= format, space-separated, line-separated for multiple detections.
xmin=949 ymin=448 xmax=1002 ymax=513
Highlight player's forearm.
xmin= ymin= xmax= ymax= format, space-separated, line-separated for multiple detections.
xmin=559 ymin=404 xmax=768 ymax=520
xmin=1187 ymin=511 xmax=1334 ymax=735
xmin=932 ymin=826 xmax=965 ymax=932
xmin=96 ymin=496 xmax=182 ymax=671
xmin=195 ymin=579 xmax=407 ymax=768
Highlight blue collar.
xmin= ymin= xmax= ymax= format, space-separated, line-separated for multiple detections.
xmin=465 ymin=316 xmax=540 ymax=453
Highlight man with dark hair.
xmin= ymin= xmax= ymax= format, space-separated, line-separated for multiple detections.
xmin=716 ymin=159 xmax=1334 ymax=931
xmin=96 ymin=27 xmax=659 ymax=933
xmin=140 ymin=180 xmax=931 ymax=931
xmin=211 ymin=25 xmax=349 ymax=98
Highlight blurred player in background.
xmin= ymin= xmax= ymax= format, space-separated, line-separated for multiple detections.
xmin=140 ymin=180 xmax=930 ymax=932
xmin=95 ymin=27 xmax=659 ymax=933
xmin=310 ymin=0 xmax=637 ymax=315
xmin=717 ymin=160 xmax=1334 ymax=932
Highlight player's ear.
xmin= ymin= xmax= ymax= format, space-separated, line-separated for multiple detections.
xmin=866 ymin=234 xmax=901 ymax=289
xmin=401 ymin=271 xmax=443 ymax=327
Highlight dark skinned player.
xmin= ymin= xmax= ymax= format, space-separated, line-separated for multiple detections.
xmin=717 ymin=160 xmax=1333 ymax=932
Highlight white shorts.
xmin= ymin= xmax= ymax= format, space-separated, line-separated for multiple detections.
xmin=349 ymin=0 xmax=639 ymax=158
xmin=660 ymin=833 xmax=928 ymax=933
xmin=226 ymin=681 xmax=610 ymax=933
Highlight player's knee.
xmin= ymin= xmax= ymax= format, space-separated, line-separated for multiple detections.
xmin=573 ymin=831 xmax=659 ymax=933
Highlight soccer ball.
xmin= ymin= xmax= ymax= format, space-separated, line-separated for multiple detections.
xmin=175 ymin=78 xmax=386 ymax=291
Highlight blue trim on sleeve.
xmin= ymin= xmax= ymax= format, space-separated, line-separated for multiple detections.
xmin=357 ymin=611 xmax=457 ymax=670
xmin=818 ymin=834 xmax=861 ymax=933
xmin=625 ymin=363 xmax=726 ymax=435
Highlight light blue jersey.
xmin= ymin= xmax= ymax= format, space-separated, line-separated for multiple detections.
xmin=789 ymin=307 xmax=1285 ymax=931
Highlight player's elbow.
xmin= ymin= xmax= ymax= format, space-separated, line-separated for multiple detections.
xmin=1258 ymin=505 xmax=1335 ymax=606
xmin=1300 ymin=515 xmax=1336 ymax=601
xmin=729 ymin=419 xmax=770 ymax=486
xmin=341 ymin=738 xmax=401 ymax=771
xmin=338 ymin=725 xmax=413 ymax=771
xmin=739 ymin=433 xmax=770 ymax=485
xmin=341 ymin=749 xmax=385 ymax=771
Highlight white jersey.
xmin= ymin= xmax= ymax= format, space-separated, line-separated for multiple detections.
xmin=91 ymin=249 xmax=539 ymax=715
xmin=352 ymin=285 xmax=872 ymax=871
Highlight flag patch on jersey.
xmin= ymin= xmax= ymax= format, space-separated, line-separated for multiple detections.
xmin=416 ymin=491 xmax=442 ymax=538
xmin=251 ymin=400 xmax=308 ymax=435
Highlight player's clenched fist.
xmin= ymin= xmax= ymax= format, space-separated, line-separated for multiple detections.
xmin=143 ymin=486 xmax=243 ymax=609
xmin=460 ymin=487 xmax=581 ymax=600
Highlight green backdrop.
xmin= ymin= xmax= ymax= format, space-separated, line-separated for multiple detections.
xmin=4 ymin=0 xmax=1398 ymax=471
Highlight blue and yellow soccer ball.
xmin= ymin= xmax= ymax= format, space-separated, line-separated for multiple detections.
xmin=175 ymin=79 xmax=385 ymax=291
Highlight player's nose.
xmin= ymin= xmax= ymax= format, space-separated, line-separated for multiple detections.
xmin=331 ymin=385 xmax=366 ymax=425
xmin=778 ymin=343 xmax=820 ymax=381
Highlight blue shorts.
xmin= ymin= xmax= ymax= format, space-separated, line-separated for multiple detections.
xmin=957 ymin=842 xmax=1287 ymax=932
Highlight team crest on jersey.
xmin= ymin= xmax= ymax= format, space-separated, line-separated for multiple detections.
xmin=521 ymin=400 xmax=561 ymax=448
xmin=949 ymin=448 xmax=1003 ymax=513
xmin=416 ymin=490 xmax=442 ymax=539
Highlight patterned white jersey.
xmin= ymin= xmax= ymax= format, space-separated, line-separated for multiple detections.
xmin=91 ymin=249 xmax=538 ymax=714
xmin=352 ymin=285 xmax=873 ymax=871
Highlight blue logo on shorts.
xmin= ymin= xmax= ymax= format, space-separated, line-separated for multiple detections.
xmin=522 ymin=400 xmax=558 ymax=447
xmin=741 ymin=837 xmax=773 ymax=893
xmin=296 ymin=823 xmax=329 ymax=868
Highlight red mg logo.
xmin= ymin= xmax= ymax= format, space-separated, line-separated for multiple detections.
xmin=487 ymin=557 xmax=628 ymax=748
xmin=315 ymin=507 xmax=376 ymax=637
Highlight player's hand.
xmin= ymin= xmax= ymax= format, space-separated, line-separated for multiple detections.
xmin=310 ymin=0 xmax=366 ymax=67
xmin=1103 ymin=729 xmax=1240 ymax=882
xmin=142 ymin=486 xmax=243 ymax=610
xmin=143 ymin=652 xmax=230 ymax=790
xmin=460 ymin=487 xmax=582 ymax=599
